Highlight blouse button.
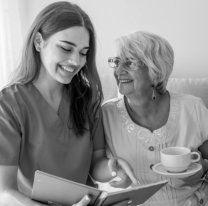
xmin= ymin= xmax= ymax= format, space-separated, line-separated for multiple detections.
xmin=149 ymin=146 xmax=154 ymax=151
xmin=199 ymin=199 xmax=204 ymax=205
xmin=150 ymin=164 xmax=154 ymax=170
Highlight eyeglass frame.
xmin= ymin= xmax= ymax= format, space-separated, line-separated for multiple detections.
xmin=108 ymin=57 xmax=146 ymax=70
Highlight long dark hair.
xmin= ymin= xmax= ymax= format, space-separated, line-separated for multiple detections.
xmin=9 ymin=1 xmax=103 ymax=136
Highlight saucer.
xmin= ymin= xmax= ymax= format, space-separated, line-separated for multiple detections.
xmin=152 ymin=162 xmax=202 ymax=178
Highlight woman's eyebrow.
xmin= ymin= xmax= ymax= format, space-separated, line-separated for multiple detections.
xmin=60 ymin=40 xmax=89 ymax=49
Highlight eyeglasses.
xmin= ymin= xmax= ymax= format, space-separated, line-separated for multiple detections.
xmin=108 ymin=57 xmax=145 ymax=70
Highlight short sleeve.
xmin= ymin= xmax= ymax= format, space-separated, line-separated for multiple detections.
xmin=91 ymin=109 xmax=105 ymax=152
xmin=0 ymin=99 xmax=21 ymax=165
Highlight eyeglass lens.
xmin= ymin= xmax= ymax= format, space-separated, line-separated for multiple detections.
xmin=108 ymin=57 xmax=139 ymax=70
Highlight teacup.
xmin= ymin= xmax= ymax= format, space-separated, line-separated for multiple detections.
xmin=160 ymin=146 xmax=200 ymax=173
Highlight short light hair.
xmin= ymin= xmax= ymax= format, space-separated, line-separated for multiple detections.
xmin=115 ymin=31 xmax=174 ymax=90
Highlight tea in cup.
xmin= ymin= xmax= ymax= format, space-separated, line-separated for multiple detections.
xmin=160 ymin=146 xmax=200 ymax=173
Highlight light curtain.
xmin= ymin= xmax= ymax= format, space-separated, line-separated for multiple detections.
xmin=0 ymin=0 xmax=23 ymax=89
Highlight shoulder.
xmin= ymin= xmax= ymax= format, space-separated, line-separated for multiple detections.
xmin=0 ymin=83 xmax=27 ymax=97
xmin=170 ymin=92 xmax=206 ymax=110
xmin=102 ymin=97 xmax=122 ymax=111
xmin=0 ymin=84 xmax=32 ymax=116
xmin=171 ymin=92 xmax=204 ymax=103
xmin=0 ymin=84 xmax=27 ymax=104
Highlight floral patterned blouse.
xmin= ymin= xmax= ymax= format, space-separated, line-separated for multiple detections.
xmin=102 ymin=92 xmax=208 ymax=206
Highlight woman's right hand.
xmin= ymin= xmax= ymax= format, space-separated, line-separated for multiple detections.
xmin=108 ymin=158 xmax=138 ymax=188
xmin=72 ymin=195 xmax=91 ymax=206
xmin=72 ymin=196 xmax=132 ymax=206
xmin=109 ymin=199 xmax=132 ymax=206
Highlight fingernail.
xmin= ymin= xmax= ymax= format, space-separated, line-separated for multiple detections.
xmin=85 ymin=195 xmax=90 ymax=201
xmin=111 ymin=171 xmax=117 ymax=177
xmin=128 ymin=200 xmax=132 ymax=205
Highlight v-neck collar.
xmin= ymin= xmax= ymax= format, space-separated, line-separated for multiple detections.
xmin=28 ymin=83 xmax=69 ymax=124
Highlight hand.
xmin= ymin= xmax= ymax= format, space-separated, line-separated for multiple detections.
xmin=108 ymin=158 xmax=138 ymax=188
xmin=183 ymin=194 xmax=198 ymax=206
xmin=72 ymin=195 xmax=91 ymax=206
xmin=171 ymin=168 xmax=203 ymax=189
xmin=108 ymin=199 xmax=132 ymax=206
xmin=33 ymin=195 xmax=91 ymax=206
xmin=171 ymin=151 xmax=205 ymax=188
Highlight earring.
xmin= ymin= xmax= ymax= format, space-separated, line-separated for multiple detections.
xmin=151 ymin=85 xmax=156 ymax=100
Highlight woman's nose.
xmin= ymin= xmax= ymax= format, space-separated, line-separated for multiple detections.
xmin=68 ymin=53 xmax=80 ymax=66
xmin=115 ymin=65 xmax=126 ymax=75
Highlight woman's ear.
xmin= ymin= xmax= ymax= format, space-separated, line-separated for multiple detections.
xmin=34 ymin=32 xmax=43 ymax=52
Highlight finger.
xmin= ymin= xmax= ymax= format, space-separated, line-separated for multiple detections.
xmin=108 ymin=158 xmax=117 ymax=177
xmin=73 ymin=195 xmax=91 ymax=206
xmin=202 ymin=159 xmax=208 ymax=172
xmin=197 ymin=151 xmax=208 ymax=172
xmin=110 ymin=199 xmax=133 ymax=206
xmin=110 ymin=170 xmax=131 ymax=188
xmin=117 ymin=159 xmax=138 ymax=185
xmin=109 ymin=179 xmax=131 ymax=188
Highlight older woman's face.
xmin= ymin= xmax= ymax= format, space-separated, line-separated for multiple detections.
xmin=113 ymin=57 xmax=152 ymax=98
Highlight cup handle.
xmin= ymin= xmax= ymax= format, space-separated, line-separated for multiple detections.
xmin=190 ymin=151 xmax=200 ymax=162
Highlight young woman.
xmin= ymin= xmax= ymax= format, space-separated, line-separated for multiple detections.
xmin=0 ymin=2 xmax=136 ymax=206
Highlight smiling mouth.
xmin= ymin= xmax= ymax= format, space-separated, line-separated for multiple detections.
xmin=60 ymin=65 xmax=76 ymax=73
xmin=119 ymin=79 xmax=132 ymax=83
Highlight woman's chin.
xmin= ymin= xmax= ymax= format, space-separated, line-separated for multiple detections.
xmin=119 ymin=89 xmax=129 ymax=96
xmin=56 ymin=76 xmax=73 ymax=85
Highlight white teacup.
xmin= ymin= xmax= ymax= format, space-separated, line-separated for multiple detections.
xmin=160 ymin=146 xmax=200 ymax=173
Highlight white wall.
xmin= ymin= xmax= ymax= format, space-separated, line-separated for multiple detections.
xmin=21 ymin=0 xmax=208 ymax=99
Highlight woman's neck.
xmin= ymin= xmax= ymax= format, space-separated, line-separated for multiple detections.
xmin=34 ymin=79 xmax=63 ymax=99
xmin=125 ymin=92 xmax=160 ymax=117
xmin=33 ymin=77 xmax=64 ymax=112
xmin=124 ymin=91 xmax=170 ymax=132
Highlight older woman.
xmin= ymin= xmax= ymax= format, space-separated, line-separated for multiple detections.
xmin=102 ymin=31 xmax=208 ymax=206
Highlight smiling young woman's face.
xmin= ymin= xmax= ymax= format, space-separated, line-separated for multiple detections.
xmin=38 ymin=26 xmax=90 ymax=85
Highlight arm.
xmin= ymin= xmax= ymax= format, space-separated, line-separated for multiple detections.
xmin=89 ymin=109 xmax=114 ymax=182
xmin=91 ymin=150 xmax=115 ymax=182
xmin=0 ymin=166 xmax=93 ymax=206
xmin=90 ymin=109 xmax=137 ymax=186
xmin=0 ymin=165 xmax=47 ymax=206
xmin=182 ymin=101 xmax=208 ymax=206
xmin=91 ymin=150 xmax=137 ymax=188
xmin=90 ymin=124 xmax=137 ymax=185
xmin=0 ymin=95 xmax=43 ymax=205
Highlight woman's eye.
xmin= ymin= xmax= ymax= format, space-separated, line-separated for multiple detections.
xmin=125 ymin=61 xmax=133 ymax=67
xmin=61 ymin=47 xmax=71 ymax=52
xmin=80 ymin=52 xmax=87 ymax=56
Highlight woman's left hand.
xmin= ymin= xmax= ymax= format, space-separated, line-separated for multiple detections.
xmin=107 ymin=158 xmax=138 ymax=188
xmin=171 ymin=151 xmax=207 ymax=188
xmin=172 ymin=168 xmax=203 ymax=188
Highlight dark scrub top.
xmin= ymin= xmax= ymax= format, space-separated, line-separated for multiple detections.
xmin=0 ymin=83 xmax=104 ymax=195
